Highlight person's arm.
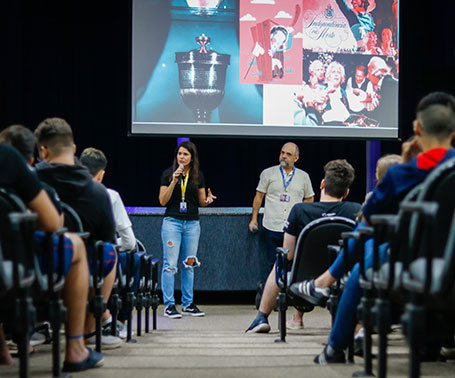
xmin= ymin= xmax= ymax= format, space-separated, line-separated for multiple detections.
xmin=249 ymin=191 xmax=265 ymax=232
xmin=304 ymin=196 xmax=314 ymax=203
xmin=335 ymin=0 xmax=358 ymax=27
xmin=159 ymin=167 xmax=183 ymax=206
xmin=28 ymin=189 xmax=60 ymax=232
xmin=198 ymin=188 xmax=216 ymax=207
xmin=116 ymin=225 xmax=136 ymax=252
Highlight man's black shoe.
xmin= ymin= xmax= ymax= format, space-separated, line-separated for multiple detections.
xmin=314 ymin=345 xmax=346 ymax=364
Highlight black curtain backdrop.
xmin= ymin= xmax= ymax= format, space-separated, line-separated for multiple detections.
xmin=2 ymin=1 xmax=455 ymax=207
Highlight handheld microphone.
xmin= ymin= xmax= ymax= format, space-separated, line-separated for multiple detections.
xmin=178 ymin=164 xmax=184 ymax=185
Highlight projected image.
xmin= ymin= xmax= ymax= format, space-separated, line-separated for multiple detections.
xmin=239 ymin=0 xmax=303 ymax=85
xmin=263 ymin=51 xmax=398 ymax=128
xmin=133 ymin=0 xmax=263 ymax=127
xmin=131 ymin=0 xmax=399 ymax=138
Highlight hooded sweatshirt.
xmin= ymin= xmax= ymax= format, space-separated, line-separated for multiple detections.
xmin=36 ymin=161 xmax=115 ymax=243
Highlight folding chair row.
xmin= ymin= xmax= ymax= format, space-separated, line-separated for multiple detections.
xmin=0 ymin=189 xmax=67 ymax=378
xmin=349 ymin=157 xmax=455 ymax=378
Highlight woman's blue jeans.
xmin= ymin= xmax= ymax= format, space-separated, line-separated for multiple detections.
xmin=161 ymin=217 xmax=201 ymax=308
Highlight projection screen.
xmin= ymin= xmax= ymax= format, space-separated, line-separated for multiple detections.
xmin=131 ymin=0 xmax=399 ymax=138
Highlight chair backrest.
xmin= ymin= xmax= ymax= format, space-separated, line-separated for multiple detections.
xmin=61 ymin=201 xmax=84 ymax=233
xmin=0 ymin=189 xmax=30 ymax=261
xmin=289 ymin=216 xmax=356 ymax=284
xmin=410 ymin=158 xmax=455 ymax=259
xmin=0 ymin=189 xmax=37 ymax=289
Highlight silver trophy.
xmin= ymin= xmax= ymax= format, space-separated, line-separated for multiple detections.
xmin=175 ymin=34 xmax=230 ymax=123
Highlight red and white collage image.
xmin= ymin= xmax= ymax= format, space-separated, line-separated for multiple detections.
xmin=240 ymin=0 xmax=399 ymax=129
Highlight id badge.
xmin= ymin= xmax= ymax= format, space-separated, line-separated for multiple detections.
xmin=280 ymin=194 xmax=290 ymax=202
xmin=180 ymin=201 xmax=188 ymax=213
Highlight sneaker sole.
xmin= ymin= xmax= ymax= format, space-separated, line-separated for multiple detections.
xmin=248 ymin=323 xmax=271 ymax=333
xmin=182 ymin=312 xmax=205 ymax=317
xmin=286 ymin=323 xmax=304 ymax=330
xmin=164 ymin=313 xmax=182 ymax=319
xmin=84 ymin=341 xmax=122 ymax=350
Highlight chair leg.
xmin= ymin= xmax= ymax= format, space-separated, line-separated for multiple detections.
xmin=403 ymin=301 xmax=425 ymax=378
xmin=328 ymin=293 xmax=339 ymax=328
xmin=17 ymin=295 xmax=34 ymax=378
xmin=353 ymin=294 xmax=375 ymax=377
xmin=145 ymin=305 xmax=150 ymax=333
xmin=136 ymin=292 xmax=143 ymax=337
xmin=126 ymin=292 xmax=135 ymax=342
xmin=347 ymin=337 xmax=355 ymax=363
xmin=51 ymin=298 xmax=66 ymax=378
xmin=375 ymin=294 xmax=391 ymax=378
xmin=275 ymin=292 xmax=287 ymax=343
xmin=93 ymin=294 xmax=104 ymax=353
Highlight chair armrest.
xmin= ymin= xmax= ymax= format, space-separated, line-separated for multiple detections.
xmin=399 ymin=201 xmax=438 ymax=217
xmin=370 ymin=214 xmax=399 ymax=227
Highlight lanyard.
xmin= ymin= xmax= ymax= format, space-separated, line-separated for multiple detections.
xmin=181 ymin=170 xmax=190 ymax=201
xmin=280 ymin=166 xmax=295 ymax=192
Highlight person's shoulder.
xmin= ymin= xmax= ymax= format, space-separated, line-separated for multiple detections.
xmin=292 ymin=201 xmax=316 ymax=211
xmin=0 ymin=144 xmax=22 ymax=161
xmin=162 ymin=166 xmax=173 ymax=176
xmin=91 ymin=180 xmax=109 ymax=197
xmin=295 ymin=167 xmax=310 ymax=177
xmin=107 ymin=187 xmax=120 ymax=201
xmin=342 ymin=201 xmax=362 ymax=210
xmin=259 ymin=165 xmax=279 ymax=179
xmin=262 ymin=165 xmax=279 ymax=173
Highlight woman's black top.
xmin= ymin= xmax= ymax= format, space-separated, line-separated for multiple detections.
xmin=160 ymin=168 xmax=205 ymax=221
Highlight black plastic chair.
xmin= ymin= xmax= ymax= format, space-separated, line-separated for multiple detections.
xmin=398 ymin=159 xmax=455 ymax=378
xmin=135 ymin=239 xmax=160 ymax=333
xmin=365 ymin=157 xmax=455 ymax=378
xmin=0 ymin=190 xmax=37 ymax=378
xmin=60 ymin=201 xmax=105 ymax=353
xmin=275 ymin=216 xmax=356 ymax=342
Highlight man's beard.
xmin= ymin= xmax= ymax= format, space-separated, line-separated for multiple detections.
xmin=280 ymin=159 xmax=289 ymax=167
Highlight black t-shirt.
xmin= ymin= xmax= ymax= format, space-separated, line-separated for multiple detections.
xmin=160 ymin=168 xmax=205 ymax=221
xmin=284 ymin=201 xmax=362 ymax=237
xmin=0 ymin=144 xmax=42 ymax=203
xmin=36 ymin=161 xmax=115 ymax=242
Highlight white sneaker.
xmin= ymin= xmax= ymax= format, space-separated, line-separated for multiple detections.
xmin=85 ymin=334 xmax=123 ymax=350
xmin=102 ymin=320 xmax=132 ymax=339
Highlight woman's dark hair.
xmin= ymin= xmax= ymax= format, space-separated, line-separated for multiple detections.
xmin=172 ymin=141 xmax=200 ymax=185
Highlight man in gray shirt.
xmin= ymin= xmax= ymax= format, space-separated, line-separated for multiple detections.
xmin=249 ymin=142 xmax=314 ymax=269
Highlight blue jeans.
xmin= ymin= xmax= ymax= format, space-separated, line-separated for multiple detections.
xmin=263 ymin=228 xmax=284 ymax=270
xmin=329 ymin=241 xmax=389 ymax=351
xmin=161 ymin=217 xmax=201 ymax=308
xmin=329 ymin=222 xmax=370 ymax=280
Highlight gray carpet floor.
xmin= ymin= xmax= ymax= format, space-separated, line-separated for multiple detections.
xmin=1 ymin=305 xmax=454 ymax=377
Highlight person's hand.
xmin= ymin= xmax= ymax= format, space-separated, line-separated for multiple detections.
xmin=249 ymin=220 xmax=258 ymax=233
xmin=204 ymin=188 xmax=217 ymax=205
xmin=172 ymin=166 xmax=184 ymax=183
xmin=401 ymin=136 xmax=422 ymax=163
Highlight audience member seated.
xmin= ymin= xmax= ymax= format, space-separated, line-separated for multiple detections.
xmin=80 ymin=147 xmax=140 ymax=338
xmin=245 ymin=159 xmax=361 ymax=333
xmin=33 ymin=118 xmax=122 ymax=350
xmin=0 ymin=141 xmax=103 ymax=372
xmin=290 ymin=91 xmax=455 ymax=364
